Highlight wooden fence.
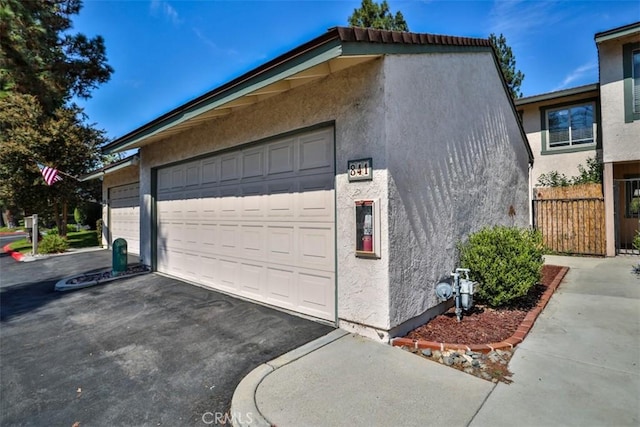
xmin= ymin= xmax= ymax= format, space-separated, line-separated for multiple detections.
xmin=533 ymin=184 xmax=606 ymax=256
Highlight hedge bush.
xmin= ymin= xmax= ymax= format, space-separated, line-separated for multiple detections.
xmin=458 ymin=226 xmax=544 ymax=307
xmin=38 ymin=234 xmax=69 ymax=254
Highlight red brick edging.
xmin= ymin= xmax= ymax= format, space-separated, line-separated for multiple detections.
xmin=3 ymin=243 xmax=25 ymax=261
xmin=391 ymin=266 xmax=570 ymax=353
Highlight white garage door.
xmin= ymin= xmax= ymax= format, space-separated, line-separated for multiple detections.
xmin=156 ymin=128 xmax=336 ymax=321
xmin=109 ymin=182 xmax=140 ymax=255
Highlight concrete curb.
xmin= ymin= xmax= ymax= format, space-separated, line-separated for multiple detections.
xmin=391 ymin=266 xmax=570 ymax=352
xmin=230 ymin=329 xmax=349 ymax=427
xmin=2 ymin=245 xmax=107 ymax=263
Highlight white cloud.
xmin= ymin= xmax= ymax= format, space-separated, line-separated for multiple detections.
xmin=552 ymin=61 xmax=598 ymax=91
xmin=150 ymin=0 xmax=182 ymax=26
xmin=487 ymin=0 xmax=564 ymax=47
xmin=193 ymin=27 xmax=239 ymax=57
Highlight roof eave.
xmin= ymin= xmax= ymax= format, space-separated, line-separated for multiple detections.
xmin=80 ymin=154 xmax=140 ymax=181
xmin=515 ymin=83 xmax=600 ymax=107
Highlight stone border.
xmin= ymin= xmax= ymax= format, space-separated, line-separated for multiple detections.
xmin=391 ymin=266 xmax=570 ymax=353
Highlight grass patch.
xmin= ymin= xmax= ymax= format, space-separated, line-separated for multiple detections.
xmin=7 ymin=230 xmax=99 ymax=255
xmin=0 ymin=227 xmax=24 ymax=233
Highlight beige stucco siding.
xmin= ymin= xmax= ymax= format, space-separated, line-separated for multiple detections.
xmin=598 ymin=33 xmax=640 ymax=163
xmin=383 ymin=53 xmax=530 ymax=329
xmin=139 ymin=60 xmax=392 ymax=330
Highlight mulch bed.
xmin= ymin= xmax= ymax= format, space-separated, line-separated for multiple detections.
xmin=403 ymin=265 xmax=565 ymax=344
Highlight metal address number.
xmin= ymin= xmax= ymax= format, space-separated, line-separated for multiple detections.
xmin=347 ymin=158 xmax=373 ymax=182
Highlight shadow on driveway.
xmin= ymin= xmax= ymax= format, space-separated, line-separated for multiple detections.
xmin=1 ymin=251 xmax=334 ymax=426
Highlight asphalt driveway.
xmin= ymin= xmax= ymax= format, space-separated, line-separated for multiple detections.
xmin=0 ymin=250 xmax=333 ymax=426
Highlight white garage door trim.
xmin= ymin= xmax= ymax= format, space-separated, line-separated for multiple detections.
xmin=109 ymin=182 xmax=140 ymax=255
xmin=155 ymin=127 xmax=336 ymax=321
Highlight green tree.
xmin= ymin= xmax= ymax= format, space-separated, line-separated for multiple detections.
xmin=489 ymin=33 xmax=525 ymax=99
xmin=0 ymin=93 xmax=105 ymax=236
xmin=348 ymin=0 xmax=408 ymax=31
xmin=0 ymin=0 xmax=113 ymax=113
xmin=0 ymin=0 xmax=111 ymax=236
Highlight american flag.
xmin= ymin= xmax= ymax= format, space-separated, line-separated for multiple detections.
xmin=38 ymin=163 xmax=63 ymax=186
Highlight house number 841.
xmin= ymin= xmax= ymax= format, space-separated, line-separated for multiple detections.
xmin=347 ymin=158 xmax=372 ymax=181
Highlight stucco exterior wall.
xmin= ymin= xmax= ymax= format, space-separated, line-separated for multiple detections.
xmin=101 ymin=165 xmax=140 ymax=247
xmin=519 ymin=99 xmax=598 ymax=184
xmin=598 ymin=33 xmax=640 ymax=163
xmin=383 ymin=53 xmax=531 ymax=330
xmin=139 ymin=60 xmax=392 ymax=331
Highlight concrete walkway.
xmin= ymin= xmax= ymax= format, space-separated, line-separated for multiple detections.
xmin=232 ymin=256 xmax=640 ymax=427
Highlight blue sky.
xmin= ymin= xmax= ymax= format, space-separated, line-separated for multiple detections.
xmin=72 ymin=0 xmax=640 ymax=140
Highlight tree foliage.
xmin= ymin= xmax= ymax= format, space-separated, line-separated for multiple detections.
xmin=348 ymin=0 xmax=408 ymax=32
xmin=0 ymin=0 xmax=113 ymax=113
xmin=0 ymin=93 xmax=105 ymax=234
xmin=536 ymin=157 xmax=603 ymax=187
xmin=0 ymin=0 xmax=111 ymax=235
xmin=489 ymin=33 xmax=524 ymax=99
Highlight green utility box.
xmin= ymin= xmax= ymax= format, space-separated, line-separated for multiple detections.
xmin=112 ymin=238 xmax=128 ymax=275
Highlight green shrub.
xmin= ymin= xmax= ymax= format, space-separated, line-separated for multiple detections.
xmin=458 ymin=226 xmax=544 ymax=307
xmin=48 ymin=224 xmax=77 ymax=234
xmin=38 ymin=234 xmax=69 ymax=254
xmin=74 ymin=206 xmax=86 ymax=226
xmin=74 ymin=202 xmax=101 ymax=228
xmin=633 ymin=230 xmax=640 ymax=252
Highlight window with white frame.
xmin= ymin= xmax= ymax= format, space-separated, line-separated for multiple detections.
xmin=546 ymin=103 xmax=595 ymax=148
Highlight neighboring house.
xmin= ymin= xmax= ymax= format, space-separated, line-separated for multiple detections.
xmin=596 ymin=22 xmax=640 ymax=255
xmin=516 ymin=83 xmax=601 ymax=183
xmin=83 ymin=154 xmax=140 ymax=255
xmin=99 ymin=27 xmax=532 ymax=341
xmin=516 ymin=21 xmax=639 ymax=256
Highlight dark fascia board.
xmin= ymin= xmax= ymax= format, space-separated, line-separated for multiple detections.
xmin=595 ymin=21 xmax=640 ymax=43
xmin=80 ymin=154 xmax=140 ymax=181
xmin=102 ymin=26 xmax=493 ymax=154
xmin=515 ymin=83 xmax=600 ymax=107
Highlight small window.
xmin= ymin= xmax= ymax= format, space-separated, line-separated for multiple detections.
xmin=546 ymin=103 xmax=595 ymax=149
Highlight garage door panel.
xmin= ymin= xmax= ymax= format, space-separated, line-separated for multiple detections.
xmin=239 ymin=263 xmax=264 ymax=298
xmin=156 ymin=128 xmax=335 ymax=321
xmin=200 ymin=223 xmax=217 ymax=254
xmin=220 ymin=188 xmax=239 ymax=217
xmin=267 ymin=183 xmax=295 ymax=217
xmin=172 ymin=167 xmax=185 ymax=189
xmin=241 ymin=225 xmax=265 ymax=258
xmin=298 ymin=225 xmax=334 ymax=271
xmin=266 ymin=267 xmax=295 ymax=307
xmin=185 ymin=162 xmax=200 ymax=187
xmin=221 ymin=154 xmax=240 ymax=182
xmin=268 ymin=140 xmax=295 ymax=175
xmin=218 ymin=258 xmax=239 ymax=292
xmin=242 ymin=148 xmax=264 ymax=178
xmin=202 ymin=158 xmax=219 ymax=184
xmin=298 ymin=183 xmax=334 ymax=220
xmin=299 ymin=130 xmax=333 ymax=172
xmin=200 ymin=256 xmax=218 ymax=285
xmin=267 ymin=225 xmax=295 ymax=264
xmin=298 ymin=272 xmax=334 ymax=315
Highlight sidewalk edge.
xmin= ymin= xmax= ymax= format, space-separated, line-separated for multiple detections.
xmin=230 ymin=329 xmax=349 ymax=427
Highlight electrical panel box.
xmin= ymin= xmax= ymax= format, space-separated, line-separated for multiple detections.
xmin=355 ymin=199 xmax=380 ymax=258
